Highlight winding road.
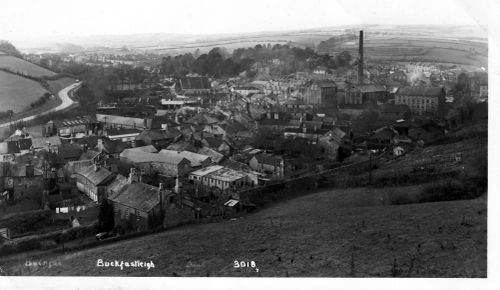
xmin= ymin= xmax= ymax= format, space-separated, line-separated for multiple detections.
xmin=0 ymin=82 xmax=81 ymax=128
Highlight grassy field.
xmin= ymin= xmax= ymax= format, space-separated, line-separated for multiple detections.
xmin=323 ymin=37 xmax=487 ymax=67
xmin=6 ymin=184 xmax=486 ymax=277
xmin=47 ymin=77 xmax=76 ymax=93
xmin=0 ymin=70 xmax=49 ymax=113
xmin=0 ymin=55 xmax=55 ymax=77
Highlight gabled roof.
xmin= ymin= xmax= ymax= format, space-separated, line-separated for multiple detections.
xmin=109 ymin=182 xmax=170 ymax=213
xmin=197 ymin=147 xmax=224 ymax=163
xmin=102 ymin=140 xmax=131 ymax=155
xmin=202 ymin=137 xmax=227 ymax=149
xmin=159 ymin=150 xmax=211 ymax=167
xmin=185 ymin=113 xmax=218 ymax=125
xmin=58 ymin=143 xmax=83 ymax=159
xmin=75 ymin=166 xmax=115 ymax=186
xmin=79 ymin=150 xmax=101 ymax=161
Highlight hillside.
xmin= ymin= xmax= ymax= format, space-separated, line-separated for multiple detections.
xmin=10 ymin=184 xmax=486 ymax=277
xmin=317 ymin=36 xmax=487 ymax=68
xmin=0 ymin=55 xmax=55 ymax=77
xmin=0 ymin=70 xmax=49 ymax=113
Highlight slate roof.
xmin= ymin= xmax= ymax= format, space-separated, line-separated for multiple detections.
xmin=120 ymin=149 xmax=189 ymax=165
xmin=58 ymin=143 xmax=83 ymax=159
xmin=396 ymin=86 xmax=445 ymax=97
xmin=166 ymin=141 xmax=196 ymax=152
xmin=109 ymin=182 xmax=171 ymax=213
xmin=253 ymin=154 xmax=283 ymax=167
xmin=197 ymin=147 xmax=224 ymax=163
xmin=102 ymin=140 xmax=131 ymax=155
xmin=79 ymin=150 xmax=101 ymax=161
xmin=159 ymin=150 xmax=211 ymax=167
xmin=203 ymin=137 xmax=226 ymax=149
xmin=185 ymin=113 xmax=218 ymax=125
xmin=75 ymin=166 xmax=115 ymax=186
xmin=135 ymin=129 xmax=181 ymax=142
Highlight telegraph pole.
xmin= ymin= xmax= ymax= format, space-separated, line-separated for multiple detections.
xmin=368 ymin=151 xmax=372 ymax=185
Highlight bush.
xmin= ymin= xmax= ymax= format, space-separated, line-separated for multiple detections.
xmin=420 ymin=178 xmax=483 ymax=203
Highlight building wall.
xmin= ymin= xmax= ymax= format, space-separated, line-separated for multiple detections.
xmin=75 ymin=176 xmax=99 ymax=202
xmin=112 ymin=202 xmax=161 ymax=232
xmin=395 ymin=94 xmax=442 ymax=117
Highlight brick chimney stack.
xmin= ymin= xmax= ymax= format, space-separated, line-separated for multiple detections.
xmin=358 ymin=30 xmax=364 ymax=85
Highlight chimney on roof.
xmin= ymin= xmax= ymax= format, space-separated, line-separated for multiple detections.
xmin=128 ymin=168 xmax=139 ymax=183
xmin=358 ymin=30 xmax=364 ymax=85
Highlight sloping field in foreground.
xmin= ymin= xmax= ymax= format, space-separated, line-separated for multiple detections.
xmin=10 ymin=184 xmax=486 ymax=277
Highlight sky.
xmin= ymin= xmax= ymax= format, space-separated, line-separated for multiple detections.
xmin=0 ymin=0 xmax=489 ymax=43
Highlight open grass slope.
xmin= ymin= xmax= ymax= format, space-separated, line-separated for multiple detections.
xmin=0 ymin=70 xmax=49 ymax=113
xmin=0 ymin=55 xmax=55 ymax=78
xmin=11 ymin=184 xmax=486 ymax=277
xmin=323 ymin=37 xmax=487 ymax=67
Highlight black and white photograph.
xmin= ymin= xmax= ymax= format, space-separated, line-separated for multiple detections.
xmin=0 ymin=0 xmax=497 ymax=288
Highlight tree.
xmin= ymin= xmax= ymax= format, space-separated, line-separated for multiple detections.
xmin=454 ymin=73 xmax=472 ymax=102
xmin=0 ymin=40 xmax=22 ymax=57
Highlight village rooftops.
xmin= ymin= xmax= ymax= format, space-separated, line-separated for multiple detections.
xmin=190 ymin=165 xmax=246 ymax=182
xmin=31 ymin=136 xmax=62 ymax=148
xmin=120 ymin=149 xmax=189 ymax=165
xmin=159 ymin=150 xmax=211 ymax=167
xmin=75 ymin=165 xmax=115 ymax=186
xmin=126 ymin=145 xmax=158 ymax=153
xmin=109 ymin=182 xmax=171 ymax=213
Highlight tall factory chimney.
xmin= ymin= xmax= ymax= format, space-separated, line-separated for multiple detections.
xmin=358 ymin=30 xmax=364 ymax=85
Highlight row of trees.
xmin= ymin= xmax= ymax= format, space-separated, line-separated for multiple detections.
xmin=29 ymin=92 xmax=52 ymax=109
xmin=160 ymin=44 xmax=353 ymax=78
